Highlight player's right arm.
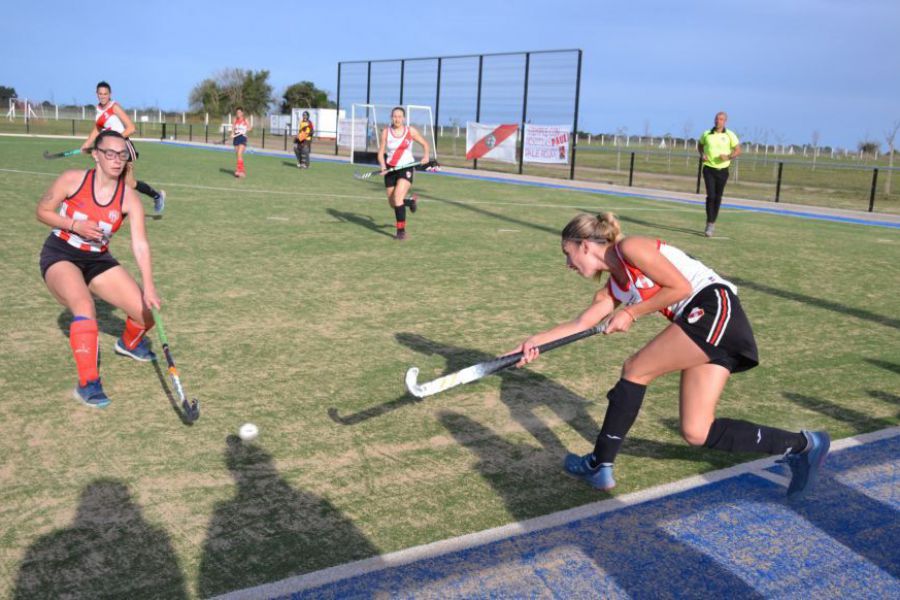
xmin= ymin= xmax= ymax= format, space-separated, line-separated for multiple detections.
xmin=510 ymin=287 xmax=617 ymax=367
xmin=35 ymin=170 xmax=104 ymax=241
xmin=378 ymin=128 xmax=388 ymax=171
xmin=82 ymin=126 xmax=100 ymax=152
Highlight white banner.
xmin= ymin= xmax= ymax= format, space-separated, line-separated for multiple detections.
xmin=523 ymin=124 xmax=572 ymax=164
xmin=337 ymin=118 xmax=367 ymax=148
xmin=465 ymin=122 xmax=519 ymax=163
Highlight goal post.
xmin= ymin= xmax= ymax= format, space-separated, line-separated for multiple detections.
xmin=342 ymin=103 xmax=436 ymax=165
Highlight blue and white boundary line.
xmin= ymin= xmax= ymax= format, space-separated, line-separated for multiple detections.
xmin=214 ymin=426 xmax=900 ymax=600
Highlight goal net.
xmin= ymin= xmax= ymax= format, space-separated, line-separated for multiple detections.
xmin=341 ymin=104 xmax=436 ymax=165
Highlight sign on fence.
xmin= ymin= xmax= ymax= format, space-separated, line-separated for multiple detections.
xmin=523 ymin=124 xmax=572 ymax=164
xmin=466 ymin=122 xmax=518 ymax=163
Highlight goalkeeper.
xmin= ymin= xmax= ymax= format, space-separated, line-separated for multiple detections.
xmin=293 ymin=111 xmax=314 ymax=168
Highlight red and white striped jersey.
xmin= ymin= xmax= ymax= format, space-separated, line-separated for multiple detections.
xmin=607 ymin=240 xmax=736 ymax=320
xmin=95 ymin=101 xmax=125 ymax=133
xmin=384 ymin=126 xmax=414 ymax=167
xmin=53 ymin=170 xmax=126 ymax=253
xmin=233 ymin=117 xmax=249 ymax=136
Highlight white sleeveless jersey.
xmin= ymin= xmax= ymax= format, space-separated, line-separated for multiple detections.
xmin=607 ymin=240 xmax=736 ymax=320
xmin=384 ymin=126 xmax=414 ymax=167
xmin=96 ymin=101 xmax=125 ymax=133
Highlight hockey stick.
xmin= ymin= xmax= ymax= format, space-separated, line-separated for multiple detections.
xmin=353 ymin=159 xmax=440 ymax=181
xmin=405 ymin=322 xmax=607 ymax=398
xmin=43 ymin=148 xmax=84 ymax=160
xmin=151 ymin=308 xmax=200 ymax=422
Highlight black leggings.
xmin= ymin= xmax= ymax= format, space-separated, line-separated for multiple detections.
xmin=702 ymin=165 xmax=730 ymax=223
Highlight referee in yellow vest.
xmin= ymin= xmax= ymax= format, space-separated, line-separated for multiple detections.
xmin=698 ymin=112 xmax=741 ymax=237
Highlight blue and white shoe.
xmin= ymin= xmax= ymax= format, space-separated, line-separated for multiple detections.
xmin=114 ymin=337 xmax=156 ymax=362
xmin=564 ymin=453 xmax=616 ymax=490
xmin=73 ymin=378 xmax=110 ymax=408
xmin=154 ymin=190 xmax=166 ymax=214
xmin=777 ymin=430 xmax=831 ymax=498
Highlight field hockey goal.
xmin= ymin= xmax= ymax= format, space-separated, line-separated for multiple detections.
xmin=341 ymin=103 xmax=436 ymax=165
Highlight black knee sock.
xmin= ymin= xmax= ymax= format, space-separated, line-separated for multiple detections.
xmin=590 ymin=378 xmax=647 ymax=467
xmin=703 ymin=418 xmax=807 ymax=455
xmin=394 ymin=205 xmax=406 ymax=229
xmin=135 ymin=181 xmax=160 ymax=200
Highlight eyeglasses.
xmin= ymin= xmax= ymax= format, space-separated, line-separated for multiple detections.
xmin=95 ymin=147 xmax=130 ymax=161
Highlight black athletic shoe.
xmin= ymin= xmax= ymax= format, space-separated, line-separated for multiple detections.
xmin=394 ymin=230 xmax=407 ymax=241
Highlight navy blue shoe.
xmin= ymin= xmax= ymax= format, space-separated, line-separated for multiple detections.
xmin=73 ymin=378 xmax=110 ymax=408
xmin=563 ymin=453 xmax=616 ymax=490
xmin=114 ymin=337 xmax=156 ymax=362
xmin=778 ymin=430 xmax=831 ymax=498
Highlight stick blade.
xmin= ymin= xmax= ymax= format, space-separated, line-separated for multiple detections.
xmin=182 ymin=398 xmax=200 ymax=422
xmin=43 ymin=150 xmax=58 ymax=160
xmin=405 ymin=367 xmax=426 ymax=398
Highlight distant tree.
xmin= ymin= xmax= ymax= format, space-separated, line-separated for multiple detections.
xmin=188 ymin=69 xmax=273 ymax=116
xmin=884 ymin=120 xmax=899 ymax=194
xmin=280 ymin=81 xmax=335 ymax=113
xmin=811 ymin=130 xmax=820 ymax=170
xmin=0 ymin=85 xmax=16 ymax=104
xmin=858 ymin=140 xmax=879 ymax=156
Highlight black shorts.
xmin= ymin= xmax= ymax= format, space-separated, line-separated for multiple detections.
xmin=233 ymin=135 xmax=247 ymax=147
xmin=384 ymin=166 xmax=414 ymax=188
xmin=675 ymin=284 xmax=759 ymax=373
xmin=124 ymin=139 xmax=139 ymax=162
xmin=39 ymin=235 xmax=120 ymax=284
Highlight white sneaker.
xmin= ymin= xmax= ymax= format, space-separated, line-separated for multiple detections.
xmin=704 ymin=223 xmax=715 ymax=237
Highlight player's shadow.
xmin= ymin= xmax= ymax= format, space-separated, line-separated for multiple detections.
xmin=326 ymin=208 xmax=394 ymax=238
xmin=12 ymin=478 xmax=188 ymax=599
xmin=218 ymin=168 xmax=238 ymax=177
xmin=197 ymin=436 xmax=378 ymax=598
xmin=730 ymin=277 xmax=900 ymax=330
xmin=56 ymin=300 xmax=126 ymax=339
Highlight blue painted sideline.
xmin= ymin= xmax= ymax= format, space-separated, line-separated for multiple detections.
xmin=159 ymin=140 xmax=900 ymax=230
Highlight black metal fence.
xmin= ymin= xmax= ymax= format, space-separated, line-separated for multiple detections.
xmin=336 ymin=49 xmax=582 ymax=178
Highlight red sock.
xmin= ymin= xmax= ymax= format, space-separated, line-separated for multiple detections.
xmin=122 ymin=317 xmax=150 ymax=350
xmin=396 ymin=220 xmax=406 ymax=231
xmin=237 ymin=159 xmax=244 ymax=170
xmin=70 ymin=319 xmax=99 ymax=386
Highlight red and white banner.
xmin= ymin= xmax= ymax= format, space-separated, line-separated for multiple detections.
xmin=465 ymin=122 xmax=519 ymax=163
xmin=523 ymin=124 xmax=572 ymax=164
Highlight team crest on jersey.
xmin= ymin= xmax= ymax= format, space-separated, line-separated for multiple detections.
xmin=634 ymin=275 xmax=654 ymax=289
xmin=107 ymin=210 xmax=120 ymax=222
xmin=687 ymin=307 xmax=704 ymax=324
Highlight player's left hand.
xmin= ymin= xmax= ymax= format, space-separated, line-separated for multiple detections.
xmin=604 ymin=309 xmax=635 ymax=334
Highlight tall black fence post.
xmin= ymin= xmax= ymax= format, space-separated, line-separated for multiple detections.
xmin=695 ymin=157 xmax=703 ymax=194
xmin=205 ymin=124 xmax=209 ymax=144
xmin=335 ymin=62 xmax=342 ymax=156
xmin=774 ymin=162 xmax=784 ymax=202
xmin=434 ymin=57 xmax=442 ymax=153
xmin=262 ymin=127 xmax=266 ymax=148
xmin=399 ymin=59 xmax=405 ymax=105
xmin=139 ymin=122 xmax=143 ymax=137
xmin=474 ymin=54 xmax=484 ymax=170
xmin=173 ymin=123 xmax=177 ymax=140
xmin=161 ymin=123 xmax=166 ymax=140
xmin=570 ymin=49 xmax=583 ymax=180
xmin=869 ymin=168 xmax=879 ymax=212
xmin=71 ymin=119 xmax=76 ymax=136
xmin=628 ymin=152 xmax=636 ymax=186
xmin=518 ymin=52 xmax=530 ymax=175
xmin=284 ymin=128 xmax=288 ymax=151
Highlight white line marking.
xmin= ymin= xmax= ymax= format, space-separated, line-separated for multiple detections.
xmin=497 ymin=229 xmax=520 ymax=232
xmin=214 ymin=426 xmax=899 ymax=600
xmin=266 ymin=216 xmax=289 ymax=221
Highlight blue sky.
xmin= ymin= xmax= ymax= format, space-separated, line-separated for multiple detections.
xmin=2 ymin=0 xmax=898 ymax=149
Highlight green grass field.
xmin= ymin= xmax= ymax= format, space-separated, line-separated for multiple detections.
xmin=1 ymin=136 xmax=898 ymax=598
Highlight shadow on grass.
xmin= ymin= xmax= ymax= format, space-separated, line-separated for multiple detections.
xmin=331 ymin=332 xmax=600 ymax=452
xmin=730 ymin=277 xmax=900 ymax=330
xmin=421 ymin=192 xmax=562 ymax=236
xmin=218 ymin=168 xmax=238 ymax=177
xmin=864 ymin=358 xmax=900 ymax=375
xmin=615 ymin=212 xmax=705 ymax=237
xmin=783 ymin=392 xmax=897 ymax=430
xmin=57 ymin=300 xmax=126 ymax=339
xmin=13 ymin=479 xmax=188 ymax=599
xmin=326 ymin=208 xmax=394 ymax=238
xmin=197 ymin=436 xmax=378 ymax=597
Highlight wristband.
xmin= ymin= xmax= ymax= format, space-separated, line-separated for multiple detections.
xmin=623 ymin=307 xmax=637 ymax=322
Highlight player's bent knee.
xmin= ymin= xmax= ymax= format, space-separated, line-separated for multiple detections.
xmin=681 ymin=427 xmax=708 ymax=447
